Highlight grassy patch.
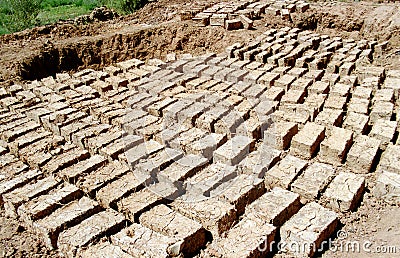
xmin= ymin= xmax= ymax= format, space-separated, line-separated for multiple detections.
xmin=36 ymin=4 xmax=91 ymax=25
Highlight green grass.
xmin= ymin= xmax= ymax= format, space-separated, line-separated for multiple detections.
xmin=37 ymin=4 xmax=92 ymax=25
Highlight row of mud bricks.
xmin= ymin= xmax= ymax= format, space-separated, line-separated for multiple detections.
xmin=1 ymin=25 xmax=400 ymax=257
xmin=180 ymin=0 xmax=309 ymax=30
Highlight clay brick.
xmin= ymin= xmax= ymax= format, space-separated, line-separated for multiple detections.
xmin=353 ymin=86 xmax=372 ymax=99
xmin=3 ymin=176 xmax=61 ymax=217
xmin=246 ymin=187 xmax=301 ymax=227
xmin=280 ymin=202 xmax=338 ymax=257
xmin=18 ymin=184 xmax=82 ymax=228
xmin=124 ymin=140 xmax=164 ymax=166
xmin=347 ymin=135 xmax=380 ymax=173
xmin=373 ymin=171 xmax=400 ymax=205
xmin=308 ymin=81 xmax=330 ymax=94
xmin=186 ymin=133 xmax=227 ymax=160
xmin=1 ymin=121 xmax=40 ymax=142
xmin=281 ymin=89 xmax=306 ymax=104
xmin=71 ymin=124 xmax=110 ymax=148
xmin=258 ymin=72 xmax=280 ymax=87
xmin=135 ymin=148 xmax=184 ymax=178
xmin=323 ymin=172 xmax=365 ymax=212
xmin=265 ymin=155 xmax=308 ymax=190
xmin=208 ymin=216 xmax=275 ymax=258
xmin=163 ymin=99 xmax=193 ymax=126
xmin=369 ymin=119 xmax=397 ymax=147
xmin=213 ymin=135 xmax=254 ymax=165
xmin=274 ymin=74 xmax=296 ymax=90
xmin=58 ymin=155 xmax=108 ymax=183
xmin=263 ymin=121 xmax=298 ymax=150
xmin=314 ymin=108 xmax=343 ymax=128
xmin=373 ymin=89 xmax=394 ymax=103
xmin=171 ymin=196 xmax=237 ymax=237
xmin=42 ymin=148 xmax=90 ymax=174
xmin=370 ymin=101 xmax=394 ymax=122
xmin=343 ymin=112 xmax=369 ymax=135
xmin=58 ymin=210 xmax=125 ymax=257
xmin=292 ymin=163 xmax=336 ymax=203
xmin=160 ymin=154 xmax=208 ymax=182
xmin=111 ymin=223 xmax=176 ymax=257
xmin=319 ymin=127 xmax=353 ymax=165
xmin=186 ymin=163 xmax=237 ymax=197
xmin=99 ymin=135 xmax=144 ymax=160
xmin=196 ymin=106 xmax=230 ymax=132
xmin=291 ymin=122 xmax=325 ymax=159
xmin=347 ymin=97 xmax=370 ymax=115
xmin=260 ymin=86 xmax=285 ymax=101
xmin=139 ymin=204 xmax=206 ymax=255
xmin=78 ymin=242 xmax=133 ymax=258
xmin=170 ymin=127 xmax=207 ymax=152
xmin=383 ymin=77 xmax=400 ymax=99
xmin=379 ymin=144 xmax=400 ymax=174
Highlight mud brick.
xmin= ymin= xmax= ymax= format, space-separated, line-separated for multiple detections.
xmin=281 ymin=89 xmax=307 ymax=105
xmin=353 ymin=86 xmax=372 ymax=99
xmin=120 ymin=108 xmax=147 ymax=124
xmin=196 ymin=106 xmax=230 ymax=132
xmin=280 ymin=202 xmax=338 ymax=257
xmin=321 ymin=73 xmax=340 ymax=86
xmin=274 ymin=74 xmax=296 ymax=90
xmin=383 ymin=78 xmax=400 ymax=99
xmin=124 ymin=92 xmax=150 ymax=108
xmin=9 ymin=130 xmax=52 ymax=154
xmin=154 ymin=125 xmax=189 ymax=146
xmin=33 ymin=86 xmax=53 ymax=98
xmin=78 ymin=242 xmax=133 ymax=258
xmin=343 ymin=112 xmax=369 ymax=135
xmin=187 ymin=133 xmax=227 ymax=160
xmin=1 ymin=121 xmax=40 ymax=142
xmin=0 ymin=169 xmax=42 ymax=206
xmin=177 ymin=102 xmax=209 ymax=127
xmin=96 ymin=172 xmax=150 ymax=208
xmin=212 ymin=174 xmax=265 ymax=214
xmin=236 ymin=116 xmax=269 ymax=139
xmin=0 ymin=160 xmax=28 ymax=181
xmin=227 ymin=81 xmax=252 ymax=95
xmin=42 ymin=148 xmax=90 ymax=174
xmin=3 ymin=176 xmax=60 ymax=217
xmin=330 ymin=83 xmax=351 ymax=98
xmin=163 ymin=99 xmax=193 ymax=126
xmin=324 ymin=95 xmax=347 ymax=110
xmin=373 ymin=89 xmax=394 ymax=103
xmin=236 ymin=98 xmax=260 ymax=119
xmin=314 ymin=108 xmax=343 ymax=128
xmin=292 ymin=163 xmax=335 ymax=203
xmin=199 ymin=80 xmax=223 ymax=91
xmin=251 ymin=100 xmax=278 ymax=119
xmin=111 ymin=223 xmax=178 ymax=257
xmin=347 ymin=135 xmax=380 ymax=173
xmin=58 ymin=209 xmax=125 ymax=257
xmin=291 ymin=122 xmax=325 ymax=159
xmin=171 ymin=196 xmax=237 ymax=237
xmin=185 ymin=162 xmax=237 ymax=197
xmin=18 ymin=184 xmax=82 ymax=227
xmin=76 ymin=161 xmax=129 ymax=196
xmin=213 ymin=135 xmax=253 ymax=165
xmin=117 ymin=180 xmax=180 ymax=220
xmin=169 ymin=128 xmax=206 ymax=152
xmin=99 ymin=135 xmax=144 ymax=160
xmin=370 ymin=101 xmax=394 ymax=122
xmin=339 ymin=62 xmax=355 ymax=77
xmin=209 ymin=215 xmax=275 ymax=258
xmin=140 ymin=204 xmax=206 ymax=255
xmin=265 ymin=155 xmax=307 ymax=190
xmin=308 ymin=81 xmax=329 ymax=95
xmin=323 ymin=171 xmax=365 ymax=212
xmin=160 ymin=154 xmax=208 ymax=183
xmin=185 ymin=77 xmax=209 ymax=89
xmin=214 ymin=67 xmax=235 ymax=81
xmin=124 ymin=140 xmax=164 ymax=167
xmin=239 ymin=144 xmax=280 ymax=178
xmin=246 ymin=187 xmax=300 ymax=227
xmin=86 ymin=129 xmax=123 ymax=154
xmin=100 ymin=108 xmax=126 ymax=125
xmin=33 ymin=196 xmax=100 ymax=249
xmin=320 ymin=127 xmax=353 ymax=165
xmin=135 ymin=148 xmax=183 ymax=178
xmin=258 ymin=72 xmax=280 ymax=87
xmin=214 ymin=110 xmax=244 ymax=136
xmin=369 ymin=119 xmax=397 ymax=148
xmin=373 ymin=171 xmax=400 ymax=205
xmin=263 ymin=121 xmax=298 ymax=150
xmin=0 ymin=87 xmax=9 ymax=99
xmin=71 ymin=124 xmax=110 ymax=148
xmin=379 ymin=144 xmax=400 ymax=174
xmin=242 ymin=70 xmax=265 ymax=84
xmin=260 ymin=86 xmax=284 ymax=102
xmin=58 ymin=155 xmax=108 ymax=183
xmin=0 ymin=96 xmax=20 ymax=108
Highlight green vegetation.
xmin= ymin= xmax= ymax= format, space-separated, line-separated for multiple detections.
xmin=0 ymin=0 xmax=148 ymax=35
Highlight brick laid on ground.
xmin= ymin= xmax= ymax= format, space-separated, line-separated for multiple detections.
xmin=263 ymin=121 xmax=298 ymax=150
xmin=78 ymin=242 xmax=133 ymax=258
xmin=346 ymin=135 xmax=380 ymax=173
xmin=42 ymin=148 xmax=90 ymax=174
xmin=58 ymin=155 xmax=108 ymax=183
xmin=265 ymin=155 xmax=308 ymax=190
xmin=33 ymin=196 xmax=101 ymax=249
xmin=323 ymin=172 xmax=365 ymax=212
xmin=139 ymin=204 xmax=206 ymax=255
xmin=111 ymin=223 xmax=177 ymax=257
xmin=378 ymin=144 xmax=400 ymax=174
xmin=280 ymin=202 xmax=338 ymax=257
xmin=208 ymin=216 xmax=276 ymax=258
xmin=319 ymin=126 xmax=353 ymax=165
xmin=373 ymin=171 xmax=400 ymax=205
xmin=291 ymin=162 xmax=336 ymax=203
xmin=213 ymin=135 xmax=253 ymax=165
xmin=18 ymin=183 xmax=82 ymax=228
xmin=246 ymin=187 xmax=301 ymax=227
xmin=239 ymin=144 xmax=281 ymax=178
xmin=57 ymin=209 xmax=126 ymax=258
xmin=186 ymin=133 xmax=227 ymax=160
xmin=290 ymin=122 xmax=325 ymax=159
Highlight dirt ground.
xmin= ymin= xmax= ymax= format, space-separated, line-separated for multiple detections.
xmin=1 ymin=0 xmax=400 ymax=257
